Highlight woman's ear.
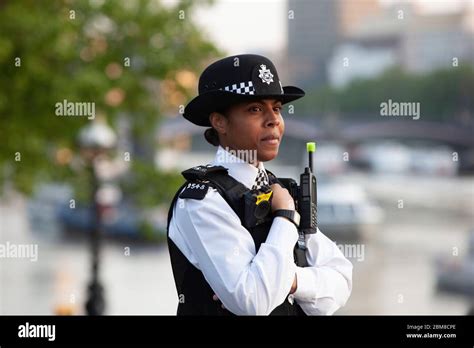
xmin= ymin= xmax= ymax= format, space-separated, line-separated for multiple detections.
xmin=209 ymin=112 xmax=227 ymax=135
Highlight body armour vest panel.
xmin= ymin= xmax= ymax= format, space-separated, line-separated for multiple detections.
xmin=167 ymin=165 xmax=307 ymax=316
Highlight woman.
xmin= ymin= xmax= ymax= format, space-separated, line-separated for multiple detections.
xmin=167 ymin=54 xmax=352 ymax=315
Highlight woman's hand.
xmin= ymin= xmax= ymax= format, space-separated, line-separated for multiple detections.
xmin=270 ymin=183 xmax=295 ymax=212
xmin=290 ymin=274 xmax=297 ymax=294
xmin=212 ymin=294 xmax=226 ymax=309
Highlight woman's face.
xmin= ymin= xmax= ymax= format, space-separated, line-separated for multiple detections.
xmin=212 ymin=99 xmax=284 ymax=164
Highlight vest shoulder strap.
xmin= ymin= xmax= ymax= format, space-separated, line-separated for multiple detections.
xmin=167 ymin=165 xmax=248 ymax=234
xmin=168 ymin=164 xmax=309 ymax=268
xmin=183 ymin=165 xmax=249 ymax=222
xmin=181 ymin=165 xmax=228 ymax=181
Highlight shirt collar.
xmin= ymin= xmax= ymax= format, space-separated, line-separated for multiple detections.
xmin=210 ymin=146 xmax=266 ymax=189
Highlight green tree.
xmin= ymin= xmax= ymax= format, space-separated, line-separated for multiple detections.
xmin=0 ymin=0 xmax=221 ymax=203
xmin=298 ymin=65 xmax=474 ymax=123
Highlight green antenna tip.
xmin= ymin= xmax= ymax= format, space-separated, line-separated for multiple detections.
xmin=306 ymin=142 xmax=316 ymax=152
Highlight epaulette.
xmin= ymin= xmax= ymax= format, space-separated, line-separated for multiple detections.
xmin=181 ymin=165 xmax=228 ymax=182
xmin=179 ymin=165 xmax=228 ymax=200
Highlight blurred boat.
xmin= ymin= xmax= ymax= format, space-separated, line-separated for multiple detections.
xmin=307 ymin=143 xmax=348 ymax=176
xmin=353 ymin=141 xmax=458 ymax=176
xmin=317 ymin=182 xmax=384 ymax=241
xmin=57 ymin=201 xmax=167 ymax=242
xmin=27 ymin=183 xmax=73 ymax=235
xmin=410 ymin=146 xmax=458 ymax=176
xmin=26 ymin=183 xmax=166 ymax=242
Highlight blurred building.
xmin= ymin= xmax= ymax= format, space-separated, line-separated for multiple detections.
xmin=286 ymin=0 xmax=381 ymax=88
xmin=286 ymin=0 xmax=474 ymax=89
xmin=402 ymin=9 xmax=474 ymax=73
xmin=327 ymin=2 xmax=474 ymax=88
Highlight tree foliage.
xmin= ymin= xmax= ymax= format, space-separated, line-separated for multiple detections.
xmin=0 ymin=0 xmax=221 ymax=201
xmin=298 ymin=65 xmax=474 ymax=123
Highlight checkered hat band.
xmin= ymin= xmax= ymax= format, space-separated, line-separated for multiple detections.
xmin=221 ymin=81 xmax=255 ymax=95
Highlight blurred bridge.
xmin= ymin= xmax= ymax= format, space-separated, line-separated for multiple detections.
xmin=158 ymin=117 xmax=474 ymax=172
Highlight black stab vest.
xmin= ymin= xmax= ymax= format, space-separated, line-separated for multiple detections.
xmin=166 ymin=165 xmax=306 ymax=316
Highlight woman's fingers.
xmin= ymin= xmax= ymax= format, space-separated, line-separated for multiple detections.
xmin=212 ymin=294 xmax=226 ymax=309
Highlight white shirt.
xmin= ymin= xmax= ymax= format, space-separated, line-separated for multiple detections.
xmin=168 ymin=146 xmax=353 ymax=315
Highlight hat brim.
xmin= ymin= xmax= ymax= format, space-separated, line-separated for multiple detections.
xmin=183 ymin=86 xmax=305 ymax=127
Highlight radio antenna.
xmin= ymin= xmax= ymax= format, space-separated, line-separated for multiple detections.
xmin=306 ymin=142 xmax=316 ymax=172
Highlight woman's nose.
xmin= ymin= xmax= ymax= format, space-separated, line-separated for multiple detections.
xmin=265 ymin=109 xmax=280 ymax=127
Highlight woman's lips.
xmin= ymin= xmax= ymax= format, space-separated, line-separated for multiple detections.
xmin=261 ymin=135 xmax=280 ymax=146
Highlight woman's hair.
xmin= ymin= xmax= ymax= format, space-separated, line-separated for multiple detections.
xmin=204 ymin=127 xmax=220 ymax=146
xmin=204 ymin=105 xmax=231 ymax=146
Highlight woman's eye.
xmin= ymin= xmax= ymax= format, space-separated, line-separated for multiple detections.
xmin=248 ymin=106 xmax=262 ymax=112
xmin=274 ymin=106 xmax=282 ymax=112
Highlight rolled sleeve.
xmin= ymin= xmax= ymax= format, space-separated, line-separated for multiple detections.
xmin=264 ymin=217 xmax=298 ymax=255
xmin=292 ymin=229 xmax=353 ymax=315
xmin=293 ymin=267 xmax=317 ymax=302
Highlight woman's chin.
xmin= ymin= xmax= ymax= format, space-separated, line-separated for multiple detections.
xmin=258 ymin=147 xmax=279 ymax=162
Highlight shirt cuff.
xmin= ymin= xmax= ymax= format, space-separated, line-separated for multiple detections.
xmin=293 ymin=267 xmax=317 ymax=302
xmin=264 ymin=217 xmax=299 ymax=255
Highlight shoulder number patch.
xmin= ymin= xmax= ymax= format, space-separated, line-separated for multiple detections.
xmin=179 ymin=182 xmax=210 ymax=200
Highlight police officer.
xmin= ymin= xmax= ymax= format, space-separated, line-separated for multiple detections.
xmin=167 ymin=54 xmax=352 ymax=315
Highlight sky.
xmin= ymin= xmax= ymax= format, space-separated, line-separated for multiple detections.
xmin=193 ymin=0 xmax=287 ymax=56
xmin=190 ymin=0 xmax=472 ymax=55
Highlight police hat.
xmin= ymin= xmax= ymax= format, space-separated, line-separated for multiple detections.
xmin=183 ymin=54 xmax=305 ymax=127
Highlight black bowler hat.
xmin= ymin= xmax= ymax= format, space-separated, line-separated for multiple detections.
xmin=183 ymin=54 xmax=305 ymax=127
